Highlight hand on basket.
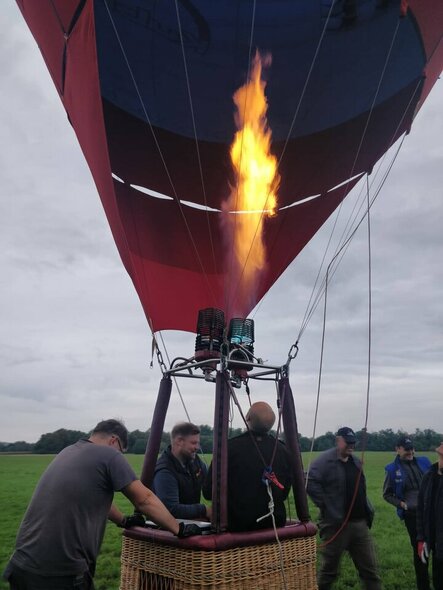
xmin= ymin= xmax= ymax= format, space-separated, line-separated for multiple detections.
xmin=177 ymin=522 xmax=202 ymax=538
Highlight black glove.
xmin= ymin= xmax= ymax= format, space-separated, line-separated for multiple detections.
xmin=177 ymin=522 xmax=202 ymax=538
xmin=119 ymin=512 xmax=146 ymax=528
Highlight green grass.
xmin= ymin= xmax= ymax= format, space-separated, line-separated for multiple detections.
xmin=0 ymin=452 xmax=430 ymax=589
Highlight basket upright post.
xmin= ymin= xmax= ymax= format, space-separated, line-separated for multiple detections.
xmin=211 ymin=370 xmax=230 ymax=532
xmin=140 ymin=376 xmax=172 ymax=488
xmin=279 ymin=376 xmax=310 ymax=522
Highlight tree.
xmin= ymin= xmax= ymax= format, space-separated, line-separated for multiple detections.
xmin=33 ymin=429 xmax=87 ymax=454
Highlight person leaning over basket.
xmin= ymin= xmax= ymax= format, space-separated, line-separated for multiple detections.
xmin=3 ymin=419 xmax=200 ymax=590
xmin=307 ymin=427 xmax=381 ymax=590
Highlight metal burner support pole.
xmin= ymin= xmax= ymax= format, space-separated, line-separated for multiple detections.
xmin=140 ymin=376 xmax=172 ymax=488
xmin=211 ymin=370 xmax=230 ymax=532
xmin=279 ymin=375 xmax=310 ymax=522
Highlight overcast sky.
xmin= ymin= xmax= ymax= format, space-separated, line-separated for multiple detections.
xmin=1 ymin=5 xmax=442 ymax=444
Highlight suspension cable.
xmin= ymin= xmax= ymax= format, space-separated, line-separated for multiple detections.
xmin=226 ymin=0 xmax=338 ymax=315
xmin=298 ymin=132 xmax=406 ymax=342
xmin=305 ymin=174 xmax=374 ymax=547
xmin=295 ymin=61 xmax=422 ymax=344
xmin=173 ymin=0 xmax=217 ymax=276
xmin=254 ymin=14 xmax=404 ymax=337
xmin=157 ymin=331 xmax=192 ymax=423
xmin=102 ymin=0 xmax=217 ymax=306
xmin=225 ymin=375 xmax=288 ymax=589
xmin=224 ymin=0 xmax=257 ymax=314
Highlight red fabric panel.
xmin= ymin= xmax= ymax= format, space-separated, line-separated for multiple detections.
xmin=15 ymin=1 xmax=73 ymax=95
xmin=409 ymin=0 xmax=443 ymax=108
xmin=113 ymin=176 xmax=360 ymax=332
xmin=104 ymin=78 xmax=418 ymax=211
xmin=123 ymin=520 xmax=317 ymax=551
xmin=17 ymin=0 xmax=140 ymax=318
xmin=17 ymin=1 xmax=437 ymax=335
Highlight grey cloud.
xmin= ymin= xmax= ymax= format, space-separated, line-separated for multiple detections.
xmin=1 ymin=5 xmax=442 ymax=442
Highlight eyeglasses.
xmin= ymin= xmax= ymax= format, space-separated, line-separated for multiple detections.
xmin=113 ymin=435 xmax=125 ymax=453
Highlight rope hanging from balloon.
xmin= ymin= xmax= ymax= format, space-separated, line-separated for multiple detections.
xmin=301 ymin=173 xmax=373 ymax=548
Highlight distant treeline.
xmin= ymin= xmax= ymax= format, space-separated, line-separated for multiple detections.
xmin=0 ymin=427 xmax=441 ymax=455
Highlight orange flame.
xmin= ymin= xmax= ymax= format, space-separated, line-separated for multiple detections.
xmin=226 ymin=52 xmax=280 ymax=303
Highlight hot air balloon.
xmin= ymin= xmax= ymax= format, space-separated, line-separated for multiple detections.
xmin=15 ymin=1 xmax=443 ymax=588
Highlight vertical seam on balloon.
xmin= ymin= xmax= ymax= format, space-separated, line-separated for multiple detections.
xmin=297 ymin=77 xmax=422 ymax=340
xmin=174 ymin=0 xmax=218 ymax=280
xmin=224 ymin=0 xmax=257 ymax=319
xmin=225 ymin=0 xmax=338 ymax=318
xmin=102 ymin=0 xmax=217 ymax=308
xmin=255 ymin=15 xmax=410 ymax=342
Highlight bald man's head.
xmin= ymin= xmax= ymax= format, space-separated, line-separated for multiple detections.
xmin=246 ymin=402 xmax=276 ymax=434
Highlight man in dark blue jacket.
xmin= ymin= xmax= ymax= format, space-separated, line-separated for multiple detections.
xmin=417 ymin=442 xmax=443 ymax=590
xmin=153 ymin=422 xmax=209 ymax=520
xmin=383 ymin=436 xmax=432 ymax=590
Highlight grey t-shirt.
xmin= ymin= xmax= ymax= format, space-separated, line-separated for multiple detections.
xmin=10 ymin=439 xmax=137 ymax=576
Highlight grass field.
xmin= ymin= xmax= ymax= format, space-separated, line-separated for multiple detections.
xmin=0 ymin=451 xmax=435 ymax=590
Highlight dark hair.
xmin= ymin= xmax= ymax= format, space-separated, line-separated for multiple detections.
xmin=92 ymin=419 xmax=128 ymax=450
xmin=171 ymin=422 xmax=200 ymax=440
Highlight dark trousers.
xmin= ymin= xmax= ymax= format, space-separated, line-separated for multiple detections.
xmin=3 ymin=563 xmax=94 ymax=590
xmin=318 ymin=519 xmax=382 ymax=590
xmin=432 ymin=555 xmax=443 ymax=590
xmin=404 ymin=511 xmax=430 ymax=590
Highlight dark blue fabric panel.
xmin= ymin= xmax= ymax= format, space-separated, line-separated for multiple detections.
xmin=94 ymin=0 xmax=425 ymax=141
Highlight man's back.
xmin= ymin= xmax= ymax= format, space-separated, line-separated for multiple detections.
xmin=10 ymin=439 xmax=136 ymax=577
xmin=226 ymin=432 xmax=291 ymax=531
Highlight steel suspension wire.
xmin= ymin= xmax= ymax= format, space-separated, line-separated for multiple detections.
xmin=304 ymin=173 xmax=374 ymax=548
xmin=304 ymin=266 xmax=329 ymax=489
xmin=173 ymin=0 xmax=217 ymax=277
xmin=295 ymin=18 xmax=401 ymax=340
xmin=298 ymin=132 xmax=407 ymax=342
xmin=227 ymin=0 xmax=337 ymax=316
xmin=333 ymin=79 xmax=422 ymax=260
xmin=225 ymin=374 xmax=288 ymax=590
xmin=254 ymin=16 xmax=397 ymax=329
xmin=253 ymin=13 xmax=403 ymax=340
xmin=157 ymin=331 xmax=192 ymax=423
xmin=102 ymin=0 xmax=217 ymax=307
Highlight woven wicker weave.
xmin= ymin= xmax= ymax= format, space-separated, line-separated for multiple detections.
xmin=120 ymin=535 xmax=317 ymax=590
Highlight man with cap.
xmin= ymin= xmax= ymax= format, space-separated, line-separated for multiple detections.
xmin=307 ymin=426 xmax=381 ymax=590
xmin=416 ymin=441 xmax=443 ymax=590
xmin=383 ymin=435 xmax=432 ymax=590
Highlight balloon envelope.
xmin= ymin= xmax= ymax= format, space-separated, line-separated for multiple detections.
xmin=16 ymin=0 xmax=443 ymax=331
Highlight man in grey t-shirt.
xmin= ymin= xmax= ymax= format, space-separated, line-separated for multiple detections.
xmin=3 ymin=419 xmax=181 ymax=589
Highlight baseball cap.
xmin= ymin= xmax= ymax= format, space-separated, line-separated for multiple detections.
xmin=336 ymin=427 xmax=356 ymax=444
xmin=396 ymin=436 xmax=414 ymax=450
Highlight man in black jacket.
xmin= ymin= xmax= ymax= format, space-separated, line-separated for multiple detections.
xmin=417 ymin=442 xmax=443 ymax=590
xmin=203 ymin=401 xmax=291 ymax=532
xmin=153 ymin=422 xmax=210 ymax=520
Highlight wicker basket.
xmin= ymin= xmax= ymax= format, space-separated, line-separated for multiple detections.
xmin=120 ymin=532 xmax=317 ymax=590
